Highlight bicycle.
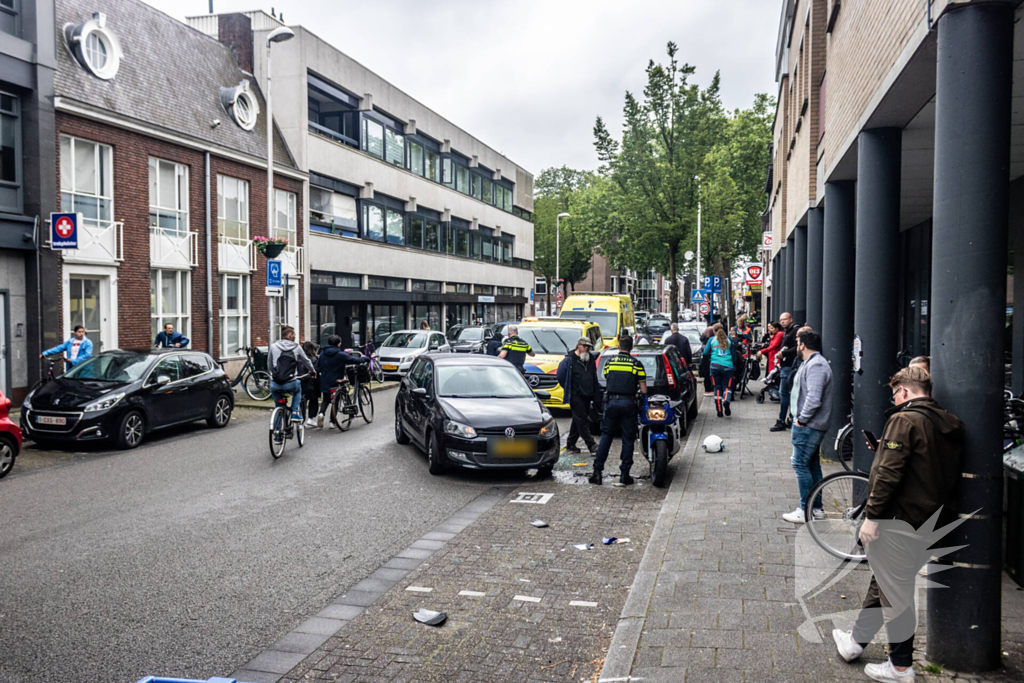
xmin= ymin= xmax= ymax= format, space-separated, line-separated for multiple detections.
xmin=361 ymin=341 xmax=385 ymax=384
xmin=328 ymin=362 xmax=374 ymax=430
xmin=269 ymin=374 xmax=309 ymax=459
xmin=228 ymin=346 xmax=272 ymax=401
xmin=805 ymin=470 xmax=870 ymax=562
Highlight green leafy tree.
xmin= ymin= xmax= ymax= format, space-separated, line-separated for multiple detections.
xmin=533 ymin=167 xmax=596 ymax=302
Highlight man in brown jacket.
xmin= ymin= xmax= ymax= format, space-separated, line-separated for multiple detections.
xmin=831 ymin=367 xmax=964 ymax=682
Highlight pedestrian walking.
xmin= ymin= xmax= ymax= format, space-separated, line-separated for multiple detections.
xmin=757 ymin=321 xmax=784 ymax=372
xmin=153 ymin=322 xmax=189 ymax=348
xmin=498 ymin=325 xmax=535 ymax=372
xmin=40 ymin=325 xmax=93 ymax=368
xmin=556 ymin=336 xmax=599 ymax=455
xmin=770 ymin=312 xmax=799 ymax=432
xmin=703 ymin=324 xmax=736 ymax=418
xmin=831 ymin=366 xmax=963 ymax=682
xmin=781 ymin=330 xmax=833 ymax=524
xmin=419 ymin=320 xmax=430 ymax=331
xmin=301 ymin=341 xmax=321 ymax=428
xmin=662 ymin=323 xmax=693 ymax=367
xmin=590 ymin=335 xmax=647 ymax=487
xmin=486 ymin=332 xmax=504 ymax=356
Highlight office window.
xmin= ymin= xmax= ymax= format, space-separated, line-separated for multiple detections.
xmin=219 ymin=273 xmax=250 ymax=357
xmin=503 ymin=241 xmax=513 ymax=263
xmin=385 ymin=128 xmax=404 ymax=166
xmin=503 ymin=187 xmax=513 ymax=212
xmin=362 ymin=117 xmax=384 ymax=159
xmin=273 ymin=189 xmax=297 ymax=243
xmin=148 ymin=158 xmax=188 ymax=235
xmin=476 ymin=285 xmax=494 ymax=295
xmin=442 ymin=158 xmax=454 ymax=187
xmin=408 ymin=216 xmax=424 ymax=249
xmin=335 ymin=273 xmax=361 ymax=288
xmin=308 ymin=79 xmax=359 ymax=147
xmin=408 ymin=140 xmax=424 ymax=176
xmin=482 ymin=236 xmax=493 ymax=261
xmin=445 ymin=282 xmax=469 ymax=294
xmin=472 ymin=233 xmax=482 ymax=259
xmin=471 ymin=173 xmax=482 ymax=200
xmin=481 ymin=176 xmax=493 ymax=205
xmin=368 ymin=276 xmax=405 ymax=290
xmin=425 ymin=220 xmax=440 ymax=251
xmin=386 ymin=208 xmax=404 ymax=245
xmin=412 ymin=279 xmax=441 ymax=293
xmin=446 ymin=224 xmax=456 ymax=254
xmin=216 ymin=175 xmax=249 ymax=242
xmin=0 ymin=0 xmax=16 ymax=37
xmin=151 ymin=270 xmax=190 ymax=342
xmin=425 ymin=150 xmax=440 ymax=183
xmin=0 ymin=92 xmax=20 ymax=212
xmin=457 ymin=230 xmax=469 ymax=257
xmin=363 ymin=203 xmax=384 ymax=242
xmin=60 ymin=135 xmax=114 ymax=231
xmin=456 ymin=165 xmax=469 ymax=194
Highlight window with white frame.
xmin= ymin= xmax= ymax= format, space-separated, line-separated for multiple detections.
xmin=217 ymin=175 xmax=249 ymax=242
xmin=272 ymin=189 xmax=296 ymax=243
xmin=219 ymin=273 xmax=250 ymax=357
xmin=151 ymin=269 xmax=190 ymax=343
xmin=149 ymin=158 xmax=188 ymax=235
xmin=60 ymin=135 xmax=113 ymax=230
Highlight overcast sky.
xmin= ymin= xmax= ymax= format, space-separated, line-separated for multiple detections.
xmin=142 ymin=0 xmax=779 ymax=174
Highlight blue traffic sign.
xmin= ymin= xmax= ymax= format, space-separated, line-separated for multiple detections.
xmin=690 ymin=290 xmax=706 ymax=303
xmin=703 ymin=276 xmax=722 ymax=293
xmin=50 ymin=212 xmax=79 ymax=249
xmin=267 ymin=259 xmax=283 ymax=287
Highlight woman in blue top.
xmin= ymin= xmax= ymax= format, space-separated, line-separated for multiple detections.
xmin=703 ymin=323 xmax=735 ymax=418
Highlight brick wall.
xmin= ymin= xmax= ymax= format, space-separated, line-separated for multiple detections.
xmin=55 ymin=112 xmax=304 ymax=358
xmin=218 ymin=13 xmax=254 ymax=74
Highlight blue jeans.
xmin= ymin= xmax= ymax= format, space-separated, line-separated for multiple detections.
xmin=270 ymin=379 xmax=302 ymax=418
xmin=778 ymin=366 xmax=793 ymax=423
xmin=791 ymin=424 xmax=826 ymax=511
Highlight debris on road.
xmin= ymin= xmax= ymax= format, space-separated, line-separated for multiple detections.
xmin=531 ymin=519 xmax=549 ymax=528
xmin=412 ymin=609 xmax=447 ymax=626
xmin=573 ymin=543 xmax=592 ymax=550
xmin=602 ymin=537 xmax=617 ymax=545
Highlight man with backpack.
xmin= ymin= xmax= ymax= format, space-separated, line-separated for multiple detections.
xmin=269 ymin=326 xmax=316 ymax=422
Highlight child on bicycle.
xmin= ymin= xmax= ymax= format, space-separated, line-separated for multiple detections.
xmin=315 ymin=335 xmax=371 ymax=428
xmin=269 ymin=326 xmax=316 ymax=422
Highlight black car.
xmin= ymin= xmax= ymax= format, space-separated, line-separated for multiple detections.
xmin=449 ymin=326 xmax=495 ymax=353
xmin=394 ymin=354 xmax=560 ymax=475
xmin=643 ymin=317 xmax=672 ymax=343
xmin=21 ymin=349 xmax=234 ymax=450
xmin=595 ymin=344 xmax=699 ymax=433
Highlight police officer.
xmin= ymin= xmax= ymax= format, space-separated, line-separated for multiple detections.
xmin=590 ymin=335 xmax=647 ymax=486
xmin=498 ymin=324 xmax=535 ymax=372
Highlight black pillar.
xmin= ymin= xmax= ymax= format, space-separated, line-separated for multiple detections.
xmin=774 ymin=252 xmax=784 ymax=320
xmin=821 ymin=182 xmax=855 ymax=457
xmin=806 ymin=208 xmax=824 ymax=332
xmin=852 ymin=128 xmax=901 ymax=473
xmin=928 ymin=3 xmax=1013 ymax=671
xmin=785 ymin=238 xmax=795 ymax=314
xmin=793 ymin=224 xmax=807 ymax=326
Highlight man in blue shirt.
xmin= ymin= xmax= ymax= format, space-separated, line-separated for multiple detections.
xmin=154 ymin=323 xmax=189 ymax=348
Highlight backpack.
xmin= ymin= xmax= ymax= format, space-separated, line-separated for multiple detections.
xmin=272 ymin=346 xmax=299 ymax=383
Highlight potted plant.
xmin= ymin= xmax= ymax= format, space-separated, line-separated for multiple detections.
xmin=253 ymin=235 xmax=289 ymax=259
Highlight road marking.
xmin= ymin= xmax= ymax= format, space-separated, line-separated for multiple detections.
xmin=511 ymin=492 xmax=554 ymax=505
xmin=459 ymin=590 xmax=485 ymax=597
xmin=570 ymin=600 xmax=598 ymax=607
xmin=406 ymin=586 xmax=433 ymax=593
xmin=513 ymin=595 xmax=541 ymax=603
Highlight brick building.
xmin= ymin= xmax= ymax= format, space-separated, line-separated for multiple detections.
xmin=765 ymin=0 xmax=1024 ymax=670
xmin=49 ymin=0 xmax=306 ymax=374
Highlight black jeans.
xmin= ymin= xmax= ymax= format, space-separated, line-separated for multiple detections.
xmin=852 ymin=575 xmax=916 ymax=668
xmin=593 ymin=399 xmax=638 ymax=474
xmin=566 ymin=394 xmax=596 ymax=450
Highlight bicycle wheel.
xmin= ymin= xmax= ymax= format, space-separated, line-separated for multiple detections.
xmin=833 ymin=424 xmax=855 ymax=472
xmin=359 ymin=383 xmax=374 ymax=423
xmin=805 ymin=471 xmax=870 ymax=562
xmin=245 ymin=370 xmax=273 ymax=401
xmin=332 ymin=388 xmax=353 ymax=432
xmin=269 ymin=408 xmax=287 ymax=459
xmin=372 ymin=362 xmax=384 ymax=384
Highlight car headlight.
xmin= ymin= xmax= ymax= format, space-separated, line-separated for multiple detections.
xmin=23 ymin=391 xmax=33 ymax=412
xmin=84 ymin=392 xmax=126 ymax=413
xmin=444 ymin=419 xmax=477 ymax=438
xmin=646 ymin=408 xmax=667 ymax=421
xmin=539 ymin=418 xmax=557 ymax=438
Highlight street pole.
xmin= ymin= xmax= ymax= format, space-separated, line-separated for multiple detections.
xmin=695 ymin=177 xmax=702 ymax=293
xmin=265 ymin=26 xmax=294 ymax=340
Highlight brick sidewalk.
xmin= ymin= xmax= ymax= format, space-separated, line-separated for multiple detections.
xmin=600 ymin=385 xmax=1024 ymax=682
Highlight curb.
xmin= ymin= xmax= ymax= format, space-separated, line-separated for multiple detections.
xmin=598 ymin=395 xmax=710 ymax=681
xmin=232 ymin=382 xmax=399 ymax=411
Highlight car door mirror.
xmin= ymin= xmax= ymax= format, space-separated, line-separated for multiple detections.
xmin=429 ymin=343 xmax=439 ymax=351
xmin=412 ymin=387 xmax=428 ymax=397
xmin=156 ymin=375 xmax=172 ymax=386
xmin=534 ymin=390 xmax=551 ymax=400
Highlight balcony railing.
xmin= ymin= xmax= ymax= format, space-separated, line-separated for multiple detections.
xmin=150 ymin=228 xmax=198 ymax=269
xmin=218 ymin=235 xmax=256 ymax=273
xmin=61 ymin=220 xmax=123 ymax=265
xmin=279 ymin=244 xmax=304 ymax=278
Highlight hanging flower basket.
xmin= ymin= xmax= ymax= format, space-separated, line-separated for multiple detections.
xmin=253 ymin=236 xmax=288 ymax=259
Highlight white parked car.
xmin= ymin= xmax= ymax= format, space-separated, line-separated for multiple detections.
xmin=376 ymin=330 xmax=450 ymax=378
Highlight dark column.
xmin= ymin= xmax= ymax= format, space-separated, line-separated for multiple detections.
xmin=852 ymin=128 xmax=901 ymax=473
xmin=785 ymin=238 xmax=795 ymax=314
xmin=928 ymin=3 xmax=1013 ymax=671
xmin=1011 ymin=178 xmax=1024 ymax=395
xmin=820 ymin=182 xmax=855 ymax=457
xmin=793 ymin=224 xmax=807 ymax=325
xmin=806 ymin=208 xmax=824 ymax=332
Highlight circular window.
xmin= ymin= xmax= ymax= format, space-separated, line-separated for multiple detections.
xmin=84 ymin=33 xmax=108 ymax=71
xmin=220 ymin=81 xmax=260 ymax=131
xmin=64 ymin=13 xmax=122 ymax=80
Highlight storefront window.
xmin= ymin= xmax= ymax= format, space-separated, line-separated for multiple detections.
xmin=369 ymin=304 xmax=406 ymax=343
xmin=414 ymin=304 xmax=442 ymax=331
xmin=317 ymin=305 xmax=336 ymax=347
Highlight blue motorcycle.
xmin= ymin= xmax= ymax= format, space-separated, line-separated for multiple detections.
xmin=638 ymin=394 xmax=684 ymax=487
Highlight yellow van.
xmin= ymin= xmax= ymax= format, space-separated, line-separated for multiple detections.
xmin=518 ymin=318 xmax=605 ymax=409
xmin=559 ymin=294 xmax=636 ymax=349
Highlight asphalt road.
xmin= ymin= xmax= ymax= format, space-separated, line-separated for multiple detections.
xmin=0 ymin=391 xmax=573 ymax=683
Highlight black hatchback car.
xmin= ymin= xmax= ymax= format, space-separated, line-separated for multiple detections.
xmin=394 ymin=354 xmax=560 ymax=476
xmin=595 ymin=344 xmax=699 ymax=432
xmin=21 ymin=349 xmax=234 ymax=450
xmin=449 ymin=326 xmax=495 ymax=353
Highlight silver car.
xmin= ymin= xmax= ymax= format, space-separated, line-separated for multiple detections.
xmin=376 ymin=330 xmax=451 ymax=378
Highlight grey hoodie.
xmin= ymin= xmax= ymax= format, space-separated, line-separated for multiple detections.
xmin=268 ymin=338 xmax=315 ymax=381
xmin=792 ymin=352 xmax=833 ymax=431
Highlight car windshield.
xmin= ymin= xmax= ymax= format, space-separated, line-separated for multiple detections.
xmin=518 ymin=327 xmax=577 ymax=354
xmin=437 ymin=364 xmax=535 ymax=398
xmin=559 ymin=310 xmax=618 ymax=337
xmin=63 ymin=353 xmax=153 ymax=383
xmin=383 ymin=332 xmax=427 ymax=349
xmin=457 ymin=328 xmax=484 ymax=341
xmin=647 ymin=319 xmax=671 ymax=331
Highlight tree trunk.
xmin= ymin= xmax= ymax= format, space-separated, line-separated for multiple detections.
xmin=668 ymin=244 xmax=679 ymax=322
xmin=722 ymin=258 xmax=736 ymax=329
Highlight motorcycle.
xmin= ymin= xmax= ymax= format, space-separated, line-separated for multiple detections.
xmin=638 ymin=394 xmax=683 ymax=488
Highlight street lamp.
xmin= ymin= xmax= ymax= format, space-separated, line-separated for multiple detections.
xmin=265 ymin=25 xmax=294 ymax=339
xmin=694 ymin=176 xmax=702 ymax=290
xmin=556 ymin=212 xmax=570 ymax=306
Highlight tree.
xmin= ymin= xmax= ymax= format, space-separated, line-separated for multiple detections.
xmin=533 ymin=167 xmax=596 ymax=301
xmin=593 ymin=42 xmax=727 ymax=317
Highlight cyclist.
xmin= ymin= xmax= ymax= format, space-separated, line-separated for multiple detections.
xmin=315 ymin=334 xmax=370 ymax=428
xmin=269 ymin=326 xmax=315 ymax=423
xmin=41 ymin=325 xmax=93 ymax=368
xmin=498 ymin=325 xmax=535 ymax=372
xmin=153 ymin=322 xmax=189 ymax=348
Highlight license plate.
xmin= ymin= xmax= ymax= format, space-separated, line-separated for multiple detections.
xmin=382 ymin=363 xmax=398 ymax=371
xmin=489 ymin=438 xmax=536 ymax=458
xmin=37 ymin=415 xmax=66 ymax=426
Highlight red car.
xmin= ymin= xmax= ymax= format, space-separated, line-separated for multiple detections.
xmin=0 ymin=389 xmax=22 ymax=479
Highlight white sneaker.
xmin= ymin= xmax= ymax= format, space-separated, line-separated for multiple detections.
xmin=832 ymin=629 xmax=864 ymax=662
xmin=305 ymin=419 xmax=318 ymax=428
xmin=812 ymin=508 xmax=825 ymax=520
xmin=316 ymin=414 xmax=324 ymax=429
xmin=864 ymin=659 xmax=915 ymax=682
xmin=782 ymin=508 xmax=806 ymax=523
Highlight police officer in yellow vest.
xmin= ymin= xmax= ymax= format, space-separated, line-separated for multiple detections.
xmin=498 ymin=325 xmax=536 ymax=372
xmin=590 ymin=335 xmax=647 ymax=486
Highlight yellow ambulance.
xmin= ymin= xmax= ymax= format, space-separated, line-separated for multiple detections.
xmin=558 ymin=294 xmax=636 ymax=349
xmin=517 ymin=318 xmax=605 ymax=409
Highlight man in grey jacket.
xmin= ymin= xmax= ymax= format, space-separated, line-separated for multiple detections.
xmin=782 ymin=329 xmax=833 ymax=524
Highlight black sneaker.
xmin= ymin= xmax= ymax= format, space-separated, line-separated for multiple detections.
xmin=717 ymin=410 xmax=723 ymax=418
xmin=724 ymin=402 xmax=731 ymax=417
xmin=614 ymin=474 xmax=635 ymax=487
xmin=587 ymin=443 xmax=599 ymax=455
xmin=588 ymin=471 xmax=603 ymax=485
xmin=769 ymin=421 xmax=786 ymax=432
xmin=565 ymin=445 xmax=582 ymax=453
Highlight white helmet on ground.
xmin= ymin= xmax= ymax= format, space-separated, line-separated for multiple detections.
xmin=702 ymin=435 xmax=724 ymax=453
